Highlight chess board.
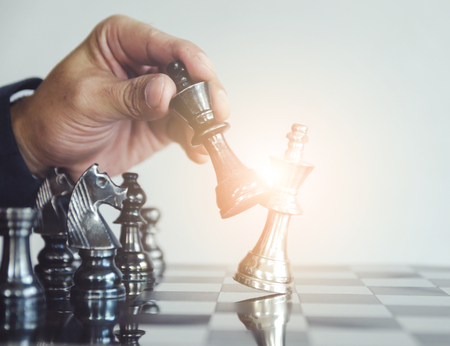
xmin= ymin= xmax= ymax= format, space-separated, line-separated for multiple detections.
xmin=134 ymin=264 xmax=450 ymax=346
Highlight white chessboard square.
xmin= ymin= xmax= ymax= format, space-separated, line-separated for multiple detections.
xmin=163 ymin=269 xmax=226 ymax=277
xmin=350 ymin=265 xmax=415 ymax=273
xmin=308 ymin=329 xmax=418 ymax=346
xmin=396 ymin=316 xmax=450 ymax=333
xmin=376 ymin=295 xmax=450 ymax=306
xmin=154 ymin=283 xmax=222 ymax=292
xmin=300 ymin=303 xmax=392 ymax=318
xmin=209 ymin=312 xmax=244 ymax=330
xmin=223 ymin=276 xmax=239 ymax=284
xmin=293 ymin=271 xmax=358 ymax=279
xmin=361 ymin=278 xmax=435 ymax=287
xmin=154 ymin=301 xmax=217 ymax=315
xmin=440 ymin=287 xmax=450 ymax=295
xmin=295 ymin=285 xmax=373 ymax=295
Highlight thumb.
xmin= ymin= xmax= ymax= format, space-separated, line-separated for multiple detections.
xmin=109 ymin=73 xmax=177 ymax=121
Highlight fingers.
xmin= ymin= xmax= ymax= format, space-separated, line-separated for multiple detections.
xmin=105 ymin=73 xmax=177 ymax=121
xmin=95 ymin=15 xmax=230 ymax=122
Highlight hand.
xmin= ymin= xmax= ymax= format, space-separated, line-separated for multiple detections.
xmin=10 ymin=15 xmax=230 ymax=181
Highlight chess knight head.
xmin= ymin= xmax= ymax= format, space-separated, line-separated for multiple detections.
xmin=34 ymin=167 xmax=74 ymax=235
xmin=67 ymin=164 xmax=127 ymax=250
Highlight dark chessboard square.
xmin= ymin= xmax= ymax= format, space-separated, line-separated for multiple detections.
xmin=430 ymin=279 xmax=450 ymax=288
xmin=168 ymin=264 xmax=228 ymax=271
xmin=307 ymin=316 xmax=401 ymax=329
xmin=413 ymin=333 xmax=450 ymax=345
xmin=388 ymin=305 xmax=450 ymax=317
xmin=413 ymin=265 xmax=450 ymax=272
xmin=369 ymin=287 xmax=448 ymax=296
xmin=143 ymin=291 xmax=219 ymax=301
xmin=215 ymin=302 xmax=238 ymax=313
xmin=299 ymin=294 xmax=381 ymax=305
xmin=137 ymin=314 xmax=211 ymax=325
xmin=356 ymin=272 xmax=421 ymax=279
xmin=220 ymin=283 xmax=273 ymax=293
xmin=160 ymin=276 xmax=224 ymax=284
xmin=295 ymin=278 xmax=364 ymax=286
xmin=286 ymin=331 xmax=310 ymax=345
xmin=207 ymin=330 xmax=254 ymax=346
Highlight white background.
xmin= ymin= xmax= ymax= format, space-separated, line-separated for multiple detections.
xmin=1 ymin=1 xmax=449 ymax=266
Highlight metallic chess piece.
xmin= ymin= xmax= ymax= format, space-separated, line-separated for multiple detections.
xmin=67 ymin=164 xmax=128 ymax=300
xmin=236 ymin=294 xmax=292 ymax=346
xmin=0 ymin=207 xmax=44 ymax=299
xmin=114 ymin=173 xmax=155 ymax=296
xmin=140 ymin=207 xmax=165 ymax=278
xmin=34 ymin=167 xmax=76 ymax=299
xmin=167 ymin=60 xmax=269 ymax=218
xmin=234 ymin=124 xmax=314 ymax=293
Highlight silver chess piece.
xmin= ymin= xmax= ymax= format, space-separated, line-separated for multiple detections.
xmin=236 ymin=294 xmax=292 ymax=346
xmin=167 ymin=60 xmax=269 ymax=218
xmin=140 ymin=207 xmax=165 ymax=278
xmin=67 ymin=164 xmax=128 ymax=300
xmin=234 ymin=124 xmax=314 ymax=293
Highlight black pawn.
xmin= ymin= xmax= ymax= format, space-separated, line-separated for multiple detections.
xmin=140 ymin=208 xmax=165 ymax=277
xmin=114 ymin=173 xmax=154 ymax=295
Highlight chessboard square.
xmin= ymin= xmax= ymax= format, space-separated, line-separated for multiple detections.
xmin=413 ymin=333 xmax=450 ymax=346
xmin=356 ymin=272 xmax=420 ymax=279
xmin=223 ymin=276 xmax=239 ymax=284
xmin=413 ymin=265 xmax=450 ymax=272
xmin=292 ymin=265 xmax=351 ymax=272
xmin=293 ymin=271 xmax=358 ymax=279
xmin=138 ymin=325 xmax=208 ymax=345
xmin=418 ymin=271 xmax=450 ymax=280
xmin=299 ymin=294 xmax=381 ymax=305
xmin=220 ymin=283 xmax=266 ymax=293
xmin=376 ymin=295 xmax=450 ymax=306
xmin=362 ymin=278 xmax=435 ymax=287
xmin=168 ymin=264 xmax=227 ymax=271
xmin=307 ymin=316 xmax=401 ymax=329
xmin=153 ymin=283 xmax=222 ymax=292
xmin=350 ymin=265 xmax=415 ymax=273
xmin=160 ymin=276 xmax=224 ymax=284
xmin=301 ymin=304 xmax=392 ymax=317
xmin=388 ymin=305 xmax=450 ymax=317
xmin=215 ymin=302 xmax=238 ymax=313
xmin=217 ymin=291 xmax=278 ymax=303
xmin=397 ymin=317 xmax=450 ymax=333
xmin=309 ymin=329 xmax=418 ymax=346
xmin=209 ymin=312 xmax=244 ymax=330
xmin=155 ymin=301 xmax=217 ymax=315
xmin=285 ymin=314 xmax=309 ymax=331
xmin=144 ymin=291 xmax=219 ymax=301
xmin=295 ymin=278 xmax=364 ymax=286
xmin=286 ymin=332 xmax=310 ymax=345
xmin=369 ymin=287 xmax=447 ymax=296
xmin=430 ymin=279 xmax=450 ymax=288
xmin=207 ymin=330 xmax=253 ymax=346
xmin=295 ymin=285 xmax=373 ymax=295
xmin=138 ymin=314 xmax=211 ymax=325
xmin=163 ymin=269 xmax=226 ymax=277
xmin=440 ymin=287 xmax=450 ymax=295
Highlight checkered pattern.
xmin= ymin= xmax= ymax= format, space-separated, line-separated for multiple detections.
xmin=133 ymin=264 xmax=450 ymax=346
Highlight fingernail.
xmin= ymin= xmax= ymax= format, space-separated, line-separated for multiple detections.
xmin=145 ymin=76 xmax=164 ymax=109
xmin=197 ymin=52 xmax=215 ymax=74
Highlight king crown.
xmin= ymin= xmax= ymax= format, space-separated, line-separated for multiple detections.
xmin=285 ymin=124 xmax=308 ymax=163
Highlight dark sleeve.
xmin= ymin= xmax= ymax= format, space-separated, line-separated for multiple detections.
xmin=0 ymin=78 xmax=43 ymax=208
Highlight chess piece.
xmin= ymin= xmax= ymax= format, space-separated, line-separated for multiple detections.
xmin=0 ymin=208 xmax=44 ymax=299
xmin=140 ymin=207 xmax=165 ymax=277
xmin=73 ymin=297 xmax=124 ymax=344
xmin=236 ymin=294 xmax=292 ymax=346
xmin=167 ymin=60 xmax=269 ymax=218
xmin=34 ymin=167 xmax=76 ymax=299
xmin=234 ymin=124 xmax=314 ymax=293
xmin=0 ymin=208 xmax=45 ymax=344
xmin=114 ymin=173 xmax=154 ymax=296
xmin=67 ymin=164 xmax=128 ymax=300
xmin=114 ymin=301 xmax=146 ymax=345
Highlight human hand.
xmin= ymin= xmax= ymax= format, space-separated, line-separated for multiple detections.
xmin=10 ymin=15 xmax=230 ymax=181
